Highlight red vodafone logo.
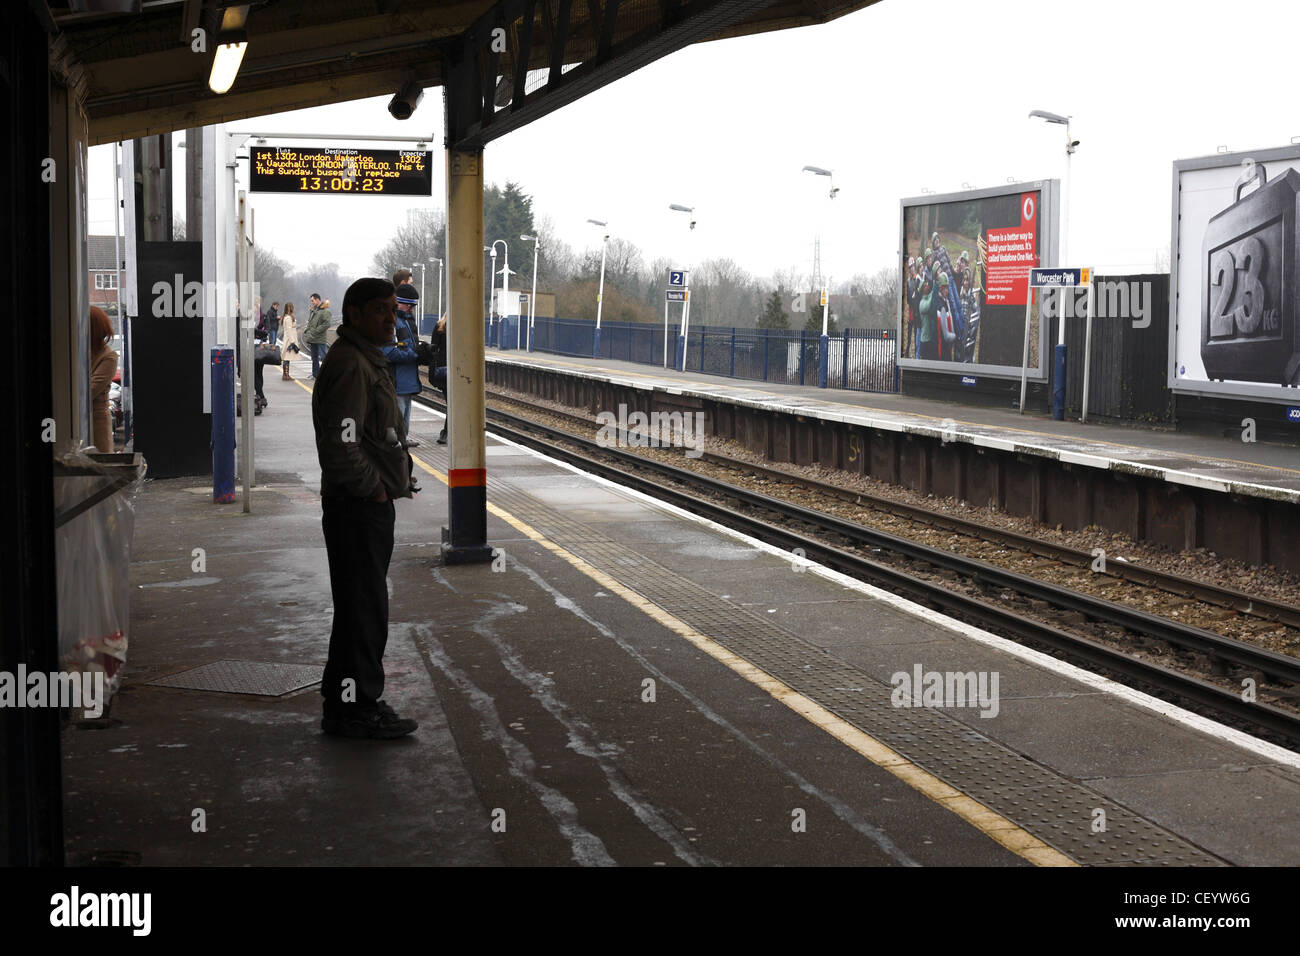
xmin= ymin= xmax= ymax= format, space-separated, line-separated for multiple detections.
xmin=1022 ymin=196 xmax=1035 ymax=222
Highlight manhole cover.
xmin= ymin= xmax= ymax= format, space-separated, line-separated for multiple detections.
xmin=147 ymin=660 xmax=321 ymax=697
xmin=254 ymin=471 xmax=305 ymax=484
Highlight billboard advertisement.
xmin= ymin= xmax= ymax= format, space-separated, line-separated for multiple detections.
xmin=897 ymin=180 xmax=1059 ymax=379
xmin=1170 ymin=145 xmax=1300 ymax=402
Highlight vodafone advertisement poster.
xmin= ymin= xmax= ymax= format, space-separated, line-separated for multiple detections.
xmin=1170 ymin=145 xmax=1300 ymax=403
xmin=897 ymin=181 xmax=1058 ymax=379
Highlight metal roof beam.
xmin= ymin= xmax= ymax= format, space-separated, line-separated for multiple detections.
xmin=446 ymin=0 xmax=777 ymax=150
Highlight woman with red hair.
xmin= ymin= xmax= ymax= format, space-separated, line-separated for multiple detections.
xmin=89 ymin=306 xmax=117 ymax=451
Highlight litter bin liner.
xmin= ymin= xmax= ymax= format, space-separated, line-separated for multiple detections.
xmin=53 ymin=448 xmax=146 ymax=706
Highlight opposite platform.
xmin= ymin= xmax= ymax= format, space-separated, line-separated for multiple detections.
xmin=486 ymin=351 xmax=1300 ymax=503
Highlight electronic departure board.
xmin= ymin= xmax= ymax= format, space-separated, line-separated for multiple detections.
xmin=249 ymin=146 xmax=433 ymax=196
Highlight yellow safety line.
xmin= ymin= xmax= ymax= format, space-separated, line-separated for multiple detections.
xmin=502 ymin=354 xmax=1300 ymax=478
xmin=409 ymin=450 xmax=1078 ymax=867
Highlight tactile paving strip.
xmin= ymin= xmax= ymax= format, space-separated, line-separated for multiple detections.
xmin=485 ymin=476 xmax=1225 ymax=866
xmin=147 ymin=660 xmax=322 ymax=697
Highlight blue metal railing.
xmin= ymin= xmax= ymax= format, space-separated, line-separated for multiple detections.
xmin=495 ymin=316 xmax=899 ymax=394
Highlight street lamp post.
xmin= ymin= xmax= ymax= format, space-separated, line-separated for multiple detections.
xmin=487 ymin=246 xmax=497 ymax=347
xmin=520 ymin=234 xmax=539 ymax=352
xmin=413 ymin=262 xmax=426 ymax=333
xmin=490 ymin=239 xmax=510 ymax=349
xmin=802 ymin=165 xmax=838 ymax=388
xmin=431 ymin=257 xmax=443 ymax=324
xmin=669 ymin=204 xmax=695 ymax=371
xmin=1029 ymin=109 xmax=1078 ymax=421
xmin=587 ymin=219 xmax=607 ymax=358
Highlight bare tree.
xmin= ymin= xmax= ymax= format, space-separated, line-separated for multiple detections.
xmin=253 ymin=245 xmax=293 ymax=307
xmin=369 ymin=208 xmax=447 ymax=282
xmin=535 ymin=214 xmax=578 ymax=288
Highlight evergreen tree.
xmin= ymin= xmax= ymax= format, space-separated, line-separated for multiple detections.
xmin=757 ymin=289 xmax=789 ymax=330
xmin=484 ymin=181 xmax=537 ymax=283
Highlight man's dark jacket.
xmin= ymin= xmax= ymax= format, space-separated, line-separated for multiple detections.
xmin=312 ymin=324 xmax=414 ymax=500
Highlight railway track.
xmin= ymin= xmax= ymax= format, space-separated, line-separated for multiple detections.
xmin=477 ymin=388 xmax=1300 ymax=633
xmin=417 ymin=387 xmax=1300 ymax=749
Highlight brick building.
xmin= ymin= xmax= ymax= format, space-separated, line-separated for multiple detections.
xmin=88 ymin=234 xmax=124 ymax=320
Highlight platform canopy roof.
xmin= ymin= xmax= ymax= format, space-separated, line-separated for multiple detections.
xmin=45 ymin=0 xmax=878 ymax=146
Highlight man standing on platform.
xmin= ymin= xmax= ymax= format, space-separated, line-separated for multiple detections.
xmin=312 ymin=276 xmax=418 ymax=739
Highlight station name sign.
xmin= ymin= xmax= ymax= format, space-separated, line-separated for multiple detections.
xmin=1030 ymin=267 xmax=1091 ymax=287
xmin=249 ymin=146 xmax=433 ymax=196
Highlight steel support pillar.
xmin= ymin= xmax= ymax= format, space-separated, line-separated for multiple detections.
xmin=441 ymin=148 xmax=493 ymax=564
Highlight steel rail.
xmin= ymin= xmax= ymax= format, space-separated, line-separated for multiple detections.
xmin=477 ymin=386 xmax=1300 ymax=631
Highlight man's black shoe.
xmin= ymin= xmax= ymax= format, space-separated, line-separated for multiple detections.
xmin=321 ymin=701 xmax=418 ymax=739
xmin=436 ymin=427 xmax=447 ymax=445
xmin=406 ymin=437 xmax=421 ymax=447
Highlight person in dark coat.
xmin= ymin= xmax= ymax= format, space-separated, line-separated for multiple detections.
xmin=431 ymin=313 xmax=448 ymax=444
xmin=266 ymin=301 xmax=280 ymax=347
xmin=312 ymin=276 xmax=418 ymax=739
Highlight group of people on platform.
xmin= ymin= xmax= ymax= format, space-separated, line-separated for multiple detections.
xmin=87 ymin=271 xmax=448 ymax=451
xmin=904 ymin=232 xmax=982 ymax=363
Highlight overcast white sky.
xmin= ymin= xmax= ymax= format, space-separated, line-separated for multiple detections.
xmin=88 ymin=0 xmax=1300 ymax=288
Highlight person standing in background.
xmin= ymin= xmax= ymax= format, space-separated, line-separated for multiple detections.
xmin=431 ymin=313 xmax=448 ymax=445
xmin=266 ymin=301 xmax=280 ymax=348
xmin=304 ymin=292 xmax=332 ymax=378
xmin=89 ymin=306 xmax=117 ymax=452
xmin=279 ymin=301 xmax=301 ymax=379
xmin=385 ymin=282 xmax=423 ymax=446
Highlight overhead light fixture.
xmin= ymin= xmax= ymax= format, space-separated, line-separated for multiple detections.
xmin=208 ymin=5 xmax=251 ymax=95
xmin=209 ymin=30 xmax=248 ymax=94
xmin=1028 ymin=109 xmax=1068 ymax=125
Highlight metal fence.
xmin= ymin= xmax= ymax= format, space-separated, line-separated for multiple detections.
xmin=493 ymin=316 xmax=899 ymax=393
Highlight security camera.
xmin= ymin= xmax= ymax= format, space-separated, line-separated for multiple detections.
xmin=689 ymin=220 xmax=696 ymax=230
xmin=388 ymin=81 xmax=424 ymax=120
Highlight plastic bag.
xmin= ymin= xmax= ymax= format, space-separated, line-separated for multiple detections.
xmin=54 ymin=446 xmax=146 ymax=705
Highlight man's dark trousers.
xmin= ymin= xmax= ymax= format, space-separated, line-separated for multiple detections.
xmin=311 ymin=341 xmax=327 ymax=377
xmin=320 ymin=496 xmax=395 ymax=712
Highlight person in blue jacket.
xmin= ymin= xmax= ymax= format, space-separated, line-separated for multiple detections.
xmin=385 ymin=282 xmax=423 ymax=447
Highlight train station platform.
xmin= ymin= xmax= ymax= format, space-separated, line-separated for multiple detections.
xmin=487 ymin=351 xmax=1300 ymax=501
xmin=62 ymin=363 xmax=1300 ymax=867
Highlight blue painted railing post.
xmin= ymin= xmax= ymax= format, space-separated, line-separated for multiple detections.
xmin=211 ymin=347 xmax=235 ymax=503
xmin=841 ymin=329 xmax=850 ymax=390
xmin=1052 ymin=343 xmax=1067 ymax=420
xmin=799 ymin=330 xmax=807 ymax=385
xmin=730 ymin=327 xmax=736 ymax=378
